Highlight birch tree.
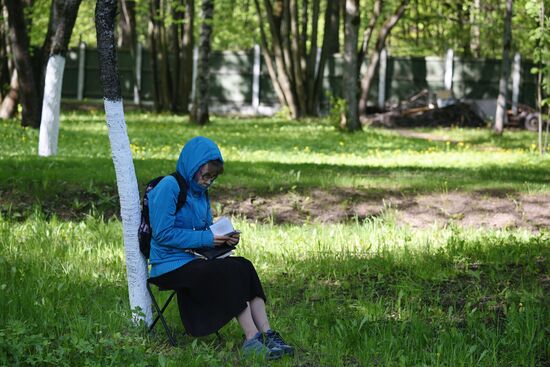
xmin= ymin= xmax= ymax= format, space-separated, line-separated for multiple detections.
xmin=38 ymin=0 xmax=82 ymax=157
xmin=95 ymin=0 xmax=152 ymax=325
xmin=494 ymin=0 xmax=513 ymax=134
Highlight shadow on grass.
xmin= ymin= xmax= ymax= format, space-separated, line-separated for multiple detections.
xmin=259 ymin=234 xmax=549 ymax=366
xmin=1 ymin=156 xmax=548 ymax=220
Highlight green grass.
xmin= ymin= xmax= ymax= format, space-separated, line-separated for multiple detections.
xmin=1 ymin=112 xmax=549 ymax=366
xmin=1 ymin=214 xmax=548 ymax=366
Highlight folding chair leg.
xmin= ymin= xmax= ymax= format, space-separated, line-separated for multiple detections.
xmin=147 ymin=282 xmax=177 ymax=346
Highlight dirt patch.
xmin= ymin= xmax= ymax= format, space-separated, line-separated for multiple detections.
xmin=213 ymin=189 xmax=550 ymax=230
xmin=2 ymin=186 xmax=549 ymax=230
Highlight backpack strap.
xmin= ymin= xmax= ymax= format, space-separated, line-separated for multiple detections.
xmin=170 ymin=171 xmax=188 ymax=211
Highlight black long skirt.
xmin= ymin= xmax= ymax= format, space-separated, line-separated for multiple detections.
xmin=149 ymin=257 xmax=266 ymax=337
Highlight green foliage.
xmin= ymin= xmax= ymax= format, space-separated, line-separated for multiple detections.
xmin=525 ymin=0 xmax=550 ymax=111
xmin=327 ymin=93 xmax=348 ymax=130
xmin=23 ymin=0 xmax=545 ymax=59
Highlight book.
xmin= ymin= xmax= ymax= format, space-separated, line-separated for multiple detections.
xmin=187 ymin=245 xmax=235 ymax=260
xmin=187 ymin=217 xmax=240 ymax=260
xmin=209 ymin=216 xmax=240 ymax=236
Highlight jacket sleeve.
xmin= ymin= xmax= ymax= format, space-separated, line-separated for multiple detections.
xmin=148 ymin=177 xmax=214 ymax=249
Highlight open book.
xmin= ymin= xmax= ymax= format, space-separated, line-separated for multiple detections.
xmin=209 ymin=216 xmax=240 ymax=236
xmin=187 ymin=217 xmax=239 ymax=260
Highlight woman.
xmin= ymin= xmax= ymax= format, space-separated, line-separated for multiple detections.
xmin=147 ymin=136 xmax=293 ymax=360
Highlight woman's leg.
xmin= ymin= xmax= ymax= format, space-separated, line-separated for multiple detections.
xmin=249 ymin=297 xmax=271 ymax=333
xmin=237 ymin=304 xmax=260 ymax=340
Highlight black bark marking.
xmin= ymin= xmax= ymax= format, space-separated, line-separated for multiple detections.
xmin=95 ymin=0 xmax=122 ymax=101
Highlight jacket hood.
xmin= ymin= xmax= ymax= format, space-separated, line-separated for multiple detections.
xmin=176 ymin=136 xmax=223 ymax=185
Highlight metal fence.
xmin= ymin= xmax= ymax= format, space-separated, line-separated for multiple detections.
xmin=61 ymin=44 xmax=538 ymax=114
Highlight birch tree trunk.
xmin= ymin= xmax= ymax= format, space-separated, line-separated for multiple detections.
xmin=494 ymin=0 xmax=513 ymax=134
xmin=95 ymin=0 xmax=152 ymax=326
xmin=343 ymin=0 xmax=361 ymax=131
xmin=191 ymin=0 xmax=213 ymax=125
xmin=38 ymin=0 xmax=82 ymax=157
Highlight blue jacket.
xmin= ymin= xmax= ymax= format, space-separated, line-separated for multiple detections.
xmin=148 ymin=137 xmax=223 ymax=277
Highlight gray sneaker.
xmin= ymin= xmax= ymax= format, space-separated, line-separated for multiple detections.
xmin=242 ymin=333 xmax=284 ymax=360
xmin=265 ymin=330 xmax=294 ymax=356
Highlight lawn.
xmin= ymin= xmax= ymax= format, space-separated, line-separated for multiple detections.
xmin=1 ymin=112 xmax=549 ymax=366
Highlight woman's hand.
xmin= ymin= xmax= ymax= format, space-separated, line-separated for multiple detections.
xmin=213 ymin=233 xmax=240 ymax=247
xmin=213 ymin=235 xmax=233 ymax=247
xmin=226 ymin=232 xmax=240 ymax=246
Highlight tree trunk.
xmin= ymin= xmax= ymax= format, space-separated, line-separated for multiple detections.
xmin=0 ymin=5 xmax=17 ymax=119
xmin=149 ymin=0 xmax=171 ymax=111
xmin=4 ymin=0 xmax=40 ymax=128
xmin=470 ymin=0 xmax=480 ymax=57
xmin=256 ymin=0 xmax=300 ymax=117
xmin=343 ymin=0 xmax=360 ymax=131
xmin=118 ymin=0 xmax=136 ymax=50
xmin=170 ymin=1 xmax=181 ymax=112
xmin=358 ymin=0 xmax=409 ymax=118
xmin=38 ymin=0 xmax=82 ymax=157
xmin=178 ymin=0 xmax=194 ymax=114
xmin=118 ymin=0 xmax=140 ymax=106
xmin=191 ymin=0 xmax=213 ymax=125
xmin=325 ymin=0 xmax=340 ymax=54
xmin=537 ymin=0 xmax=545 ymax=155
xmin=0 ymin=69 xmax=18 ymax=119
xmin=254 ymin=0 xmax=337 ymax=118
xmin=148 ymin=6 xmax=161 ymax=111
xmin=494 ymin=0 xmax=513 ymax=134
xmin=358 ymin=0 xmax=381 ymax=69
xmin=95 ymin=0 xmax=152 ymax=326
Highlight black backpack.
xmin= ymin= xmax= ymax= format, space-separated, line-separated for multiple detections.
xmin=138 ymin=172 xmax=187 ymax=259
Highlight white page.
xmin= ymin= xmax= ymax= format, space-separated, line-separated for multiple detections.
xmin=209 ymin=216 xmax=235 ymax=236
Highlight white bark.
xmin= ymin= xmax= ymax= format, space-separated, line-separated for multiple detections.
xmin=444 ymin=49 xmax=454 ymax=91
xmin=104 ymin=99 xmax=152 ymax=325
xmin=378 ymin=48 xmax=387 ymax=109
xmin=39 ymin=55 xmax=66 ymax=157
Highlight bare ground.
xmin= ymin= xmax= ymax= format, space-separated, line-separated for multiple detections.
xmin=2 ymin=187 xmax=548 ymax=230
xmin=213 ymin=189 xmax=550 ymax=230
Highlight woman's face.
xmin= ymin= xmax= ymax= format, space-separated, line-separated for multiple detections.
xmin=194 ymin=163 xmax=219 ymax=188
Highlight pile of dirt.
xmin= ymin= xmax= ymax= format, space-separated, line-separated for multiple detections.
xmin=366 ymin=103 xmax=486 ymax=129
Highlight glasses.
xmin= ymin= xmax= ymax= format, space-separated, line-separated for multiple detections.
xmin=200 ymin=173 xmax=218 ymax=183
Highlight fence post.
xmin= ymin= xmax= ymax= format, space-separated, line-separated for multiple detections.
xmin=444 ymin=48 xmax=454 ymax=91
xmin=134 ymin=43 xmax=142 ymax=105
xmin=77 ymin=41 xmax=86 ymax=100
xmin=191 ymin=46 xmax=199 ymax=101
xmin=511 ymin=52 xmax=521 ymax=115
xmin=378 ymin=48 xmax=387 ymax=109
xmin=252 ymin=44 xmax=261 ymax=113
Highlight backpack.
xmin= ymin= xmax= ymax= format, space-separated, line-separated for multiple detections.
xmin=138 ymin=172 xmax=187 ymax=259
